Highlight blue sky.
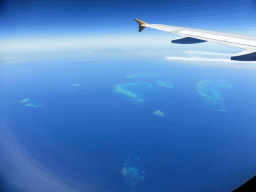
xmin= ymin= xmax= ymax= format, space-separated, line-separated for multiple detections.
xmin=2 ymin=0 xmax=256 ymax=36
xmin=1 ymin=0 xmax=256 ymax=63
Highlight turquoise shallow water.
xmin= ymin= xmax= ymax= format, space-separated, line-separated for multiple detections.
xmin=1 ymin=56 xmax=256 ymax=192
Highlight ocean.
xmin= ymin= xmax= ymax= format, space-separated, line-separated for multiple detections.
xmin=1 ymin=54 xmax=256 ymax=192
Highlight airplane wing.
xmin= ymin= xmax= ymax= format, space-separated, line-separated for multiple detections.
xmin=135 ymin=18 xmax=256 ymax=61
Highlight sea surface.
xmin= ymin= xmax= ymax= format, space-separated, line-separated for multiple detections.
xmin=1 ymin=55 xmax=256 ymax=192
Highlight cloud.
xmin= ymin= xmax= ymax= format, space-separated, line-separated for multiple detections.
xmin=165 ymin=56 xmax=256 ymax=69
xmin=166 ymin=56 xmax=234 ymax=62
xmin=184 ymin=51 xmax=232 ymax=56
xmin=0 ymin=34 xmax=170 ymax=53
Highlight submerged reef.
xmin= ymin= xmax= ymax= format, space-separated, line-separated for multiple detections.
xmin=71 ymin=84 xmax=81 ymax=87
xmin=157 ymin=80 xmax=175 ymax=88
xmin=114 ymin=82 xmax=154 ymax=103
xmin=196 ymin=79 xmax=232 ymax=111
xmin=24 ymin=103 xmax=44 ymax=108
xmin=122 ymin=156 xmax=144 ymax=186
xmin=126 ymin=73 xmax=160 ymax=79
xmin=20 ymin=98 xmax=43 ymax=108
xmin=153 ymin=110 xmax=165 ymax=116
xmin=20 ymin=99 xmax=30 ymax=103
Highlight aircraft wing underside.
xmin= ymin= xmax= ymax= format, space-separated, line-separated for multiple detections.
xmin=135 ymin=18 xmax=256 ymax=61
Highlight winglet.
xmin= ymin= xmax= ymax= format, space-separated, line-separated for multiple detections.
xmin=134 ymin=18 xmax=147 ymax=32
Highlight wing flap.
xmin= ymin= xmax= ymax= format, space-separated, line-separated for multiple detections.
xmin=171 ymin=36 xmax=206 ymax=44
xmin=231 ymin=50 xmax=256 ymax=61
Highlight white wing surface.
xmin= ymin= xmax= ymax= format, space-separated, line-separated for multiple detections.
xmin=135 ymin=19 xmax=256 ymax=61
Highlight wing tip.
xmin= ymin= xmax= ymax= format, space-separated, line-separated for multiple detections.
xmin=134 ymin=18 xmax=147 ymax=32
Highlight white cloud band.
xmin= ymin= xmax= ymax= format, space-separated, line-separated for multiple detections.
xmin=165 ymin=56 xmax=256 ymax=69
xmin=184 ymin=51 xmax=232 ymax=56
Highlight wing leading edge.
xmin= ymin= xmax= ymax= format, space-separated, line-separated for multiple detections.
xmin=134 ymin=18 xmax=256 ymax=61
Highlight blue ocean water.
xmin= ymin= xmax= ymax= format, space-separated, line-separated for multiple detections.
xmin=1 ymin=55 xmax=256 ymax=191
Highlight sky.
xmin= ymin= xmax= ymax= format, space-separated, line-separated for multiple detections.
xmin=1 ymin=0 xmax=256 ymax=63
